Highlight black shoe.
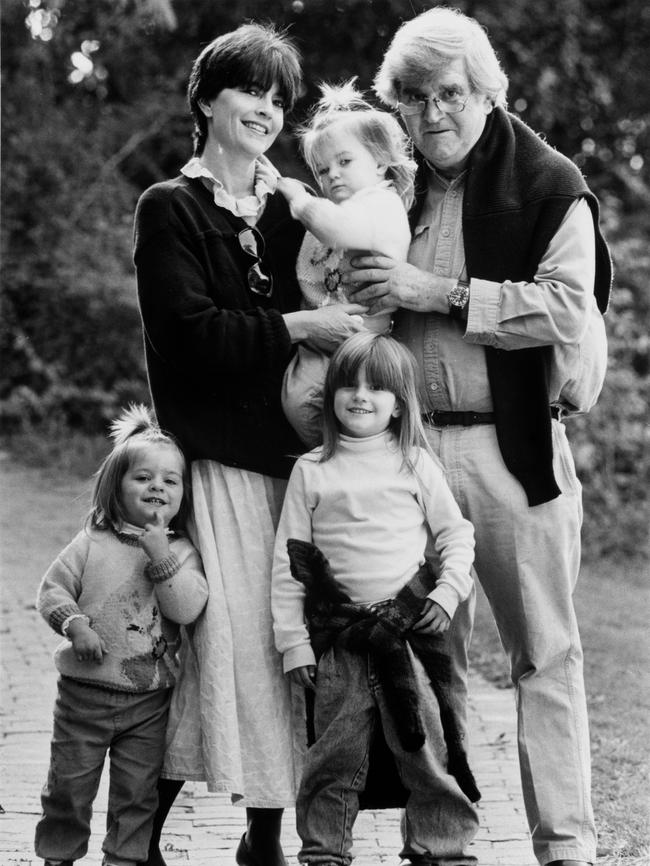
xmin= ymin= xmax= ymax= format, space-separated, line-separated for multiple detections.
xmin=235 ymin=834 xmax=262 ymax=866
xmin=143 ymin=846 xmax=167 ymax=866
xmin=235 ymin=831 xmax=287 ymax=866
xmin=44 ymin=861 xmax=73 ymax=866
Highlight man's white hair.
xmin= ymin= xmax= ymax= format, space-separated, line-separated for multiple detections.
xmin=374 ymin=7 xmax=508 ymax=108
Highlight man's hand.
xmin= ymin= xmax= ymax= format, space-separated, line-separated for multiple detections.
xmin=411 ymin=599 xmax=451 ymax=635
xmin=343 ymin=255 xmax=453 ymax=316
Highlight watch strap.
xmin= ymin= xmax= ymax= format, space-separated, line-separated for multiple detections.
xmin=447 ymin=280 xmax=470 ymax=320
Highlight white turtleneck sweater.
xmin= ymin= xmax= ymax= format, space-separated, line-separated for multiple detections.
xmin=271 ymin=431 xmax=475 ymax=673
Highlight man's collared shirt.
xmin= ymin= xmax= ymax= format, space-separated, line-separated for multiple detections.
xmin=396 ymin=166 xmax=595 ymax=413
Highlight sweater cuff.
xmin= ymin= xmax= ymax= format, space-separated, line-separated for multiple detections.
xmin=49 ymin=603 xmax=84 ymax=635
xmin=429 ymin=584 xmax=461 ymax=621
xmin=266 ymin=307 xmax=294 ymax=359
xmin=145 ymin=553 xmax=181 ymax=583
xmin=288 ymin=189 xmax=314 ymax=222
xmin=283 ymin=644 xmax=317 ymax=674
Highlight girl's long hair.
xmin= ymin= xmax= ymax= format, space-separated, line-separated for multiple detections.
xmin=320 ymin=332 xmax=435 ymax=470
xmin=87 ymin=404 xmax=190 ymax=533
xmin=299 ymin=79 xmax=417 ymax=209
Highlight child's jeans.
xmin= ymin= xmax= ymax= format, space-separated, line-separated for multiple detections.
xmin=296 ymin=645 xmax=478 ymax=866
xmin=35 ymin=677 xmax=171 ymax=865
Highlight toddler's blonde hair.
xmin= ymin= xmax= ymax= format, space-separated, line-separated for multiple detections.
xmin=88 ymin=404 xmax=189 ymax=533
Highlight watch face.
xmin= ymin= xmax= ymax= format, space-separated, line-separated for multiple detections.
xmin=448 ymin=283 xmax=469 ymax=308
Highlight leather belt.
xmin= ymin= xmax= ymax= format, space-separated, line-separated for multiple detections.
xmin=422 ymin=406 xmax=561 ymax=427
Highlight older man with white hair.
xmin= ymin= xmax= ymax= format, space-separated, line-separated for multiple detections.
xmin=346 ymin=8 xmax=611 ymax=866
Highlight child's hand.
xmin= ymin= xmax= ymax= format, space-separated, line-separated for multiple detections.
xmin=140 ymin=511 xmax=171 ymax=564
xmin=287 ymin=665 xmax=317 ymax=690
xmin=69 ymin=621 xmax=106 ymax=664
xmin=276 ymin=176 xmax=307 ymax=205
xmin=411 ymin=599 xmax=451 ymax=635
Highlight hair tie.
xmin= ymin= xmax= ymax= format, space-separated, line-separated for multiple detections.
xmin=109 ymin=403 xmax=160 ymax=445
xmin=312 ymin=77 xmax=372 ymax=116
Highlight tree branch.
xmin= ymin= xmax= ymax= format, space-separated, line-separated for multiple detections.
xmin=65 ymin=113 xmax=175 ymax=230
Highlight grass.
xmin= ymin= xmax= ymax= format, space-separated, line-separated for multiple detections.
xmin=470 ymin=558 xmax=650 ymax=862
xmin=1 ymin=426 xmax=110 ymax=478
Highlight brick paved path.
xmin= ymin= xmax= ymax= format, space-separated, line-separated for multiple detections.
xmin=0 ymin=463 xmax=535 ymax=865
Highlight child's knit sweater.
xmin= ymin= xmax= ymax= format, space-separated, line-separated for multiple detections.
xmin=37 ymin=527 xmax=208 ymax=692
xmin=291 ymin=183 xmax=410 ymax=335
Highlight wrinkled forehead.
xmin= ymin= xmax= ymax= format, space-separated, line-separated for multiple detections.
xmin=398 ymin=56 xmax=470 ymax=95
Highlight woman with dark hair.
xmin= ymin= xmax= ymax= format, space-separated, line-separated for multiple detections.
xmin=134 ymin=22 xmax=365 ymax=866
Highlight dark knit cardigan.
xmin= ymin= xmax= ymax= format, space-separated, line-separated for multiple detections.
xmin=134 ymin=175 xmax=305 ymax=479
xmin=287 ymin=538 xmax=480 ymax=806
xmin=409 ymin=107 xmax=612 ymax=505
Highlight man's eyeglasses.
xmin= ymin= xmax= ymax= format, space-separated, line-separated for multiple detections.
xmin=238 ymin=227 xmax=273 ymax=298
xmin=397 ymin=92 xmax=469 ymax=117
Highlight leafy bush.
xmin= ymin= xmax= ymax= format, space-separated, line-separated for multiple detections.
xmin=568 ymin=218 xmax=650 ymax=561
xmin=1 ymin=37 xmax=150 ymax=433
xmin=1 ymin=0 xmax=648 ymax=562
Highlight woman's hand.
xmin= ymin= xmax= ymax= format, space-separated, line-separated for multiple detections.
xmin=283 ymin=303 xmax=368 ymax=353
xmin=411 ymin=599 xmax=451 ymax=635
xmin=287 ymin=665 xmax=317 ymax=690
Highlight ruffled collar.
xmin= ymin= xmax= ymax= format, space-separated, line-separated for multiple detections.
xmin=181 ymin=155 xmax=278 ymax=223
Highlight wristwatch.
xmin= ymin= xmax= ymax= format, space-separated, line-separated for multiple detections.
xmin=446 ymin=280 xmax=470 ymax=319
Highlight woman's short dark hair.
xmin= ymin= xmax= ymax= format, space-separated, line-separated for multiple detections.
xmin=187 ymin=22 xmax=302 ymax=156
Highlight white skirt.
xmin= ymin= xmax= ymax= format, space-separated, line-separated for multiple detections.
xmin=162 ymin=461 xmax=305 ymax=807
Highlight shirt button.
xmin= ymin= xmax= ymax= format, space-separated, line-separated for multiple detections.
xmin=441 ymin=229 xmax=450 ymax=237
xmin=430 ymin=383 xmax=439 ymax=391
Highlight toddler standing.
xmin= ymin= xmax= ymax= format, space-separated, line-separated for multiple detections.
xmin=35 ymin=405 xmax=207 ymax=866
xmin=276 ymin=80 xmax=416 ymax=447
xmin=271 ymin=332 xmax=480 ymax=866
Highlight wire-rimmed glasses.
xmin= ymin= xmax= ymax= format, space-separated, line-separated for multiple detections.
xmin=397 ymin=92 xmax=470 ymax=117
xmin=238 ymin=227 xmax=273 ymax=297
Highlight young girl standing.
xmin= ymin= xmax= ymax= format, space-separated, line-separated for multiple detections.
xmin=271 ymin=332 xmax=480 ymax=866
xmin=276 ymin=81 xmax=416 ymax=447
xmin=35 ymin=405 xmax=207 ymax=866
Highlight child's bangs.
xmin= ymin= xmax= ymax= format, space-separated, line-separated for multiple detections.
xmin=330 ymin=348 xmax=364 ymax=389
xmin=332 ymin=339 xmax=402 ymax=394
xmin=363 ymin=349 xmax=404 ymax=394
xmin=303 ymin=130 xmax=334 ymax=176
